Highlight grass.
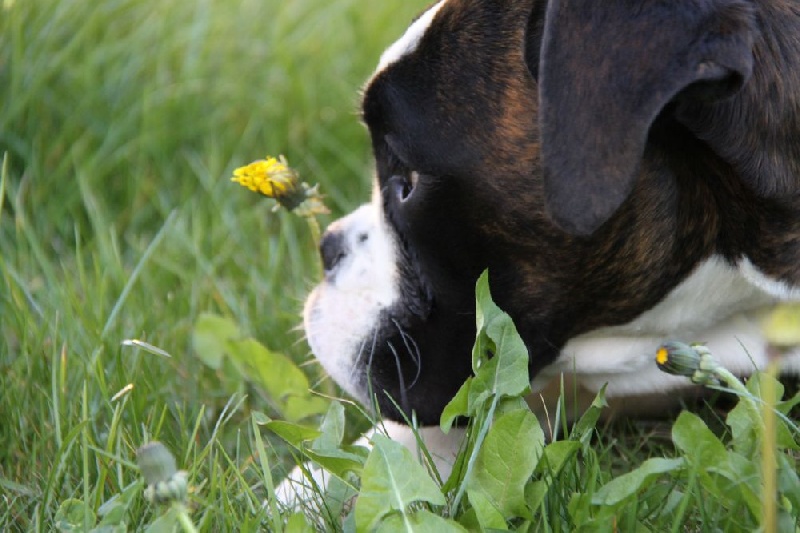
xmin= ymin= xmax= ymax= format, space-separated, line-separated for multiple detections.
xmin=0 ymin=0 xmax=422 ymax=529
xmin=0 ymin=0 xmax=798 ymax=531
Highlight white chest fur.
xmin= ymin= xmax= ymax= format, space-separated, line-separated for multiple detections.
xmin=533 ymin=255 xmax=788 ymax=396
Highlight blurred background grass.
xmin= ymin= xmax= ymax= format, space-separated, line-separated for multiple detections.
xmin=0 ymin=0 xmax=424 ymax=528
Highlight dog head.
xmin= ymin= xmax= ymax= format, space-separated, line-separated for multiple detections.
xmin=303 ymin=0 xmax=798 ymax=425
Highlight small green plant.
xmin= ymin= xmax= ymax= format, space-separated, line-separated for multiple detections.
xmin=252 ymin=272 xmax=800 ymax=531
xmin=136 ymin=442 xmax=197 ymax=533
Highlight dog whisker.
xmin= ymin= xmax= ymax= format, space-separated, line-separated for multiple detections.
xmin=387 ymin=340 xmax=411 ymax=416
xmin=350 ymin=337 xmax=369 ymax=381
xmin=392 ymin=318 xmax=422 ymax=390
xmin=298 ymin=358 xmax=321 ymax=369
xmin=310 ymin=373 xmax=332 ymax=390
xmin=290 ymin=335 xmax=310 ymax=349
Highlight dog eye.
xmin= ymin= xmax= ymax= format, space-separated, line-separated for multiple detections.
xmin=389 ymin=172 xmax=419 ymax=203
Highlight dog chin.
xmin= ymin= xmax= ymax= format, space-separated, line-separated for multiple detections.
xmin=302 ymin=202 xmax=400 ymax=405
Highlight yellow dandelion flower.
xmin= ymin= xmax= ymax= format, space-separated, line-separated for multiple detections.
xmin=655 ymin=346 xmax=669 ymax=366
xmin=231 ymin=154 xmax=328 ymax=217
xmin=231 ymin=156 xmax=296 ymax=198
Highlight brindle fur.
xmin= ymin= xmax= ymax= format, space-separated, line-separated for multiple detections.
xmin=353 ymin=0 xmax=800 ymax=424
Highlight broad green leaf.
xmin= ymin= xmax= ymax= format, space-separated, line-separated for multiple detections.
xmin=726 ymin=399 xmax=760 ymax=457
xmin=304 ymin=445 xmax=368 ymax=479
xmin=283 ymin=394 xmax=333 ymax=422
xmin=376 ymin=510 xmax=468 ymax=532
xmin=777 ymin=454 xmax=800 ymax=511
xmin=726 ymin=372 xmax=799 ymax=456
xmin=468 ymin=323 xmax=530 ymax=412
xmin=229 ymin=338 xmax=307 ymax=394
xmin=728 ymin=372 xmax=785 ymax=455
xmin=592 ymin=457 xmax=684 ymax=506
xmin=469 ymin=409 xmax=543 ymax=519
xmin=143 ymin=507 xmax=178 ymax=533
xmin=468 ymin=271 xmax=531 ymax=411
xmin=722 ymin=451 xmax=761 ymax=517
xmin=525 ymin=480 xmax=549 ymax=513
xmin=324 ymin=474 xmax=359 ymax=526
xmin=473 ymin=271 xmax=504 ymax=371
xmin=495 ymin=396 xmax=530 ymax=416
xmin=54 ymin=499 xmax=96 ymax=531
xmin=343 ymin=507 xmax=357 ymax=533
xmin=307 ymin=403 xmax=367 ymax=478
xmin=192 ymin=313 xmax=241 ymax=369
xmin=569 ymin=385 xmax=607 ymax=448
xmin=228 ymin=338 xmax=328 ymax=420
xmin=355 ymin=434 xmax=445 ymax=532
xmin=97 ymin=480 xmax=141 ymax=526
xmin=744 ymin=372 xmax=800 ymax=450
xmin=536 ymin=440 xmax=581 ymax=475
xmin=746 ymin=368 xmax=786 ymax=398
xmin=264 ymin=420 xmax=321 ymax=446
xmin=672 ymin=411 xmax=728 ymax=470
xmin=468 ymin=490 xmax=507 ymax=530
xmin=267 ymin=419 xmax=365 ymax=481
xmin=776 ymin=388 xmax=800 ymax=415
xmin=773 ymin=410 xmax=800 ymax=452
xmin=456 ymin=508 xmax=482 ymax=532
xmin=94 ymin=503 xmax=126 ymax=529
xmin=672 ymin=411 xmax=751 ymax=509
xmin=312 ymin=401 xmax=346 ymax=451
xmin=89 ymin=525 xmax=126 ymax=533
xmin=441 ymin=377 xmax=471 ymax=433
xmin=219 ymin=355 xmax=247 ymax=394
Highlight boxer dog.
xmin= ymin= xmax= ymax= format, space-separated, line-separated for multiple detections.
xmin=293 ymin=0 xmax=800 ymax=492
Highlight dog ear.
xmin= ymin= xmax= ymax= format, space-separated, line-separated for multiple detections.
xmin=536 ymin=0 xmax=755 ymax=235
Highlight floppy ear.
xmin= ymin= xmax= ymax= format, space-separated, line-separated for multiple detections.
xmin=537 ymin=0 xmax=755 ymax=235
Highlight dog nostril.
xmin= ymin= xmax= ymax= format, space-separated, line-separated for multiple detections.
xmin=320 ymin=230 xmax=346 ymax=272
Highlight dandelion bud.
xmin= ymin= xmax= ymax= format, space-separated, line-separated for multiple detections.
xmin=137 ymin=442 xmax=189 ymax=505
xmin=137 ymin=442 xmax=177 ymax=486
xmin=144 ymin=471 xmax=189 ymax=504
xmin=655 ymin=341 xmax=718 ymax=386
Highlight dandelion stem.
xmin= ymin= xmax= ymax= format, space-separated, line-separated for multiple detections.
xmin=711 ymin=365 xmax=762 ymax=430
xmin=761 ymin=363 xmax=778 ymax=533
xmin=174 ymin=503 xmax=199 ymax=533
xmin=306 ymin=216 xmax=321 ymax=249
xmin=306 ymin=216 xmax=322 ymax=276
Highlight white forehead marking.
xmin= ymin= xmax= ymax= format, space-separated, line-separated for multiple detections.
xmin=374 ymin=0 xmax=448 ymax=75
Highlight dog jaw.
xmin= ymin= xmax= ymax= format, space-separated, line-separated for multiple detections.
xmin=303 ymin=202 xmax=399 ymax=403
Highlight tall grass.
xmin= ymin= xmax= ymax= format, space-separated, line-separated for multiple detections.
xmin=0 ymin=0 xmax=422 ymax=529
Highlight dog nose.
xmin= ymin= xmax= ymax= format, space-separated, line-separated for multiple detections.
xmin=320 ymin=229 xmax=346 ymax=272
